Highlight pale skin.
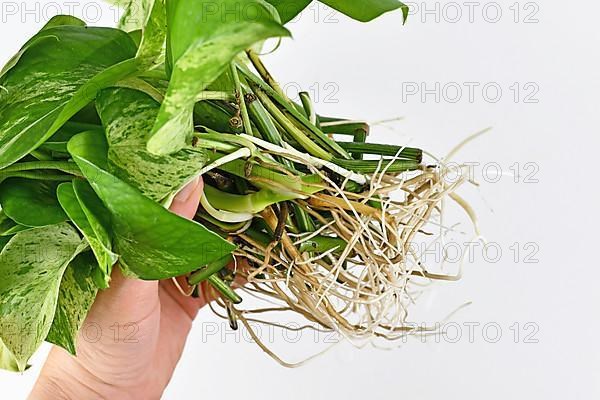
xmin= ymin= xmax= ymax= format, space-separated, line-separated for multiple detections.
xmin=30 ymin=177 xmax=208 ymax=400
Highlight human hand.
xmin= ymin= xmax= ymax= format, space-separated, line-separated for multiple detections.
xmin=30 ymin=177 xmax=207 ymax=400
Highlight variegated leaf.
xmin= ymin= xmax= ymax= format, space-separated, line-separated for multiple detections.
xmin=135 ymin=0 xmax=167 ymax=67
xmin=97 ymin=87 xmax=207 ymax=202
xmin=0 ymin=23 xmax=137 ymax=169
xmin=57 ymin=182 xmax=117 ymax=289
xmin=147 ymin=0 xmax=290 ymax=155
xmin=0 ymin=337 xmax=22 ymax=372
xmin=46 ymin=251 xmax=99 ymax=355
xmin=0 ymin=223 xmax=84 ymax=371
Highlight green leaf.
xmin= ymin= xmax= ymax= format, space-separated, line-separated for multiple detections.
xmin=72 ymin=180 xmax=114 ymax=247
xmin=40 ymin=15 xmax=87 ymax=29
xmin=128 ymin=29 xmax=143 ymax=47
xmin=68 ymin=131 xmax=236 ymax=280
xmin=39 ymin=122 xmax=103 ymax=154
xmin=57 ymin=182 xmax=117 ymax=288
xmin=0 ymin=220 xmax=32 ymax=237
xmin=147 ymin=0 xmax=290 ymax=155
xmin=264 ymin=0 xmax=408 ymax=23
xmin=65 ymin=129 xmax=110 ymax=171
xmin=73 ymin=179 xmax=116 ymax=287
xmin=0 ymin=211 xmax=15 ymax=235
xmin=0 ymin=24 xmax=137 ymax=169
xmin=0 ymin=212 xmax=30 ymax=237
xmin=264 ymin=0 xmax=311 ymax=23
xmin=0 ymin=223 xmax=83 ymax=371
xmin=97 ymin=87 xmax=207 ymax=201
xmin=320 ymin=0 xmax=408 ymax=22
xmin=0 ymin=178 xmax=67 ymax=227
xmin=46 ymin=251 xmax=99 ymax=355
xmin=0 ymin=15 xmax=85 ymax=79
xmin=0 ymin=236 xmax=11 ymax=252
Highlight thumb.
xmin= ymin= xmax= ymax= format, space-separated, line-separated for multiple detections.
xmin=169 ymin=177 xmax=204 ymax=219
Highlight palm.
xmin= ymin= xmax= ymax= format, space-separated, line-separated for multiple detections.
xmin=34 ymin=178 xmax=207 ymax=398
xmin=58 ymin=274 xmax=209 ymax=396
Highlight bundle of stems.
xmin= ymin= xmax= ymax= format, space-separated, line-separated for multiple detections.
xmin=180 ymin=51 xmax=473 ymax=362
xmin=0 ymin=46 xmax=475 ymax=368
xmin=0 ymin=3 xmax=475 ymax=372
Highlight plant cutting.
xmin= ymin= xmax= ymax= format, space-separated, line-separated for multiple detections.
xmin=0 ymin=0 xmax=476 ymax=371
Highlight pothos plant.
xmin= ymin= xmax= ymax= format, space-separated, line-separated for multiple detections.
xmin=0 ymin=0 xmax=473 ymax=371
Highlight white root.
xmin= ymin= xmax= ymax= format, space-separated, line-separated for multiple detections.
xmin=203 ymin=145 xmax=479 ymax=367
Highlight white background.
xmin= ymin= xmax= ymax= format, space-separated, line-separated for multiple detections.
xmin=1 ymin=0 xmax=599 ymax=398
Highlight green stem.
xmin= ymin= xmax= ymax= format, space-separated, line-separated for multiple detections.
xmin=62 ymin=121 xmax=104 ymax=133
xmin=237 ymin=63 xmax=351 ymax=160
xmin=293 ymin=204 xmax=315 ymax=232
xmin=208 ymin=275 xmax=242 ymax=304
xmin=195 ymin=131 xmax=290 ymax=171
xmin=137 ymin=68 xmax=168 ymax=81
xmin=29 ymin=150 xmax=54 ymax=161
xmin=246 ymin=93 xmax=286 ymax=147
xmin=0 ymin=171 xmax=73 ymax=183
xmin=206 ymin=152 xmax=323 ymax=195
xmin=193 ymin=137 xmax=240 ymax=153
xmin=230 ymin=63 xmax=254 ymax=136
xmin=200 ymin=195 xmax=253 ymax=223
xmin=116 ymin=77 xmax=165 ymax=102
xmin=321 ymin=121 xmax=370 ymax=136
xmin=1 ymin=223 xmax=31 ymax=236
xmin=204 ymin=184 xmax=304 ymax=214
xmin=246 ymin=98 xmax=316 ymax=232
xmin=195 ymin=132 xmax=256 ymax=153
xmin=252 ymin=87 xmax=331 ymax=160
xmin=0 ymin=161 xmax=82 ymax=176
xmin=336 ymin=142 xmax=423 ymax=162
xmin=245 ymin=49 xmax=286 ymax=97
xmin=353 ymin=129 xmax=368 ymax=144
xmin=196 ymin=91 xmax=236 ymax=102
xmin=243 ymin=225 xmax=273 ymax=248
xmin=189 ymin=254 xmax=233 ymax=286
xmin=332 ymin=158 xmax=420 ymax=173
xmin=299 ymin=91 xmax=317 ymax=126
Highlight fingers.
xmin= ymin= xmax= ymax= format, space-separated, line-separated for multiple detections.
xmin=168 ymin=177 xmax=203 ymax=219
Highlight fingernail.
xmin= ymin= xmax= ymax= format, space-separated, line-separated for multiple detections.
xmin=176 ymin=177 xmax=200 ymax=202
